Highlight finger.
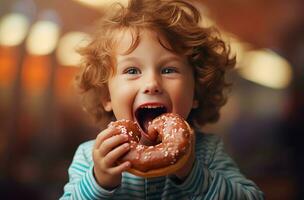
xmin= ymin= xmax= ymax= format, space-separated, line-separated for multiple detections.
xmin=103 ymin=143 xmax=130 ymax=167
xmin=99 ymin=134 xmax=129 ymax=157
xmin=94 ymin=127 xmax=120 ymax=149
xmin=108 ymin=161 xmax=131 ymax=175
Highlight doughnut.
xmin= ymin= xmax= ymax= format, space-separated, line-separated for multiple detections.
xmin=108 ymin=113 xmax=193 ymax=178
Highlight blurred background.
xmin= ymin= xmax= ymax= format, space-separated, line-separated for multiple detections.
xmin=0 ymin=0 xmax=303 ymax=199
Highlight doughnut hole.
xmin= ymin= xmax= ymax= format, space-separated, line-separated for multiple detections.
xmin=135 ymin=106 xmax=167 ymax=144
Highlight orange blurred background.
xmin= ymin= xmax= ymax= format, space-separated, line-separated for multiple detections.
xmin=0 ymin=0 xmax=303 ymax=199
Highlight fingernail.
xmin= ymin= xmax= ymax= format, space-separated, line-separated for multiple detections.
xmin=125 ymin=162 xmax=131 ymax=167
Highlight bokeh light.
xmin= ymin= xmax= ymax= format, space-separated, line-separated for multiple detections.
xmin=238 ymin=49 xmax=293 ymax=89
xmin=25 ymin=20 xmax=60 ymax=55
xmin=73 ymin=0 xmax=128 ymax=9
xmin=0 ymin=13 xmax=30 ymax=46
xmin=56 ymin=32 xmax=90 ymax=67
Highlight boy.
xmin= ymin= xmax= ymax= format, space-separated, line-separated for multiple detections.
xmin=60 ymin=0 xmax=264 ymax=199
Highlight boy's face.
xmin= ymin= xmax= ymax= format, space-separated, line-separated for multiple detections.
xmin=103 ymin=29 xmax=197 ymax=132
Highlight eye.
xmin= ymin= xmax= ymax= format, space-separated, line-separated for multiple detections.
xmin=124 ymin=67 xmax=141 ymax=75
xmin=161 ymin=67 xmax=178 ymax=74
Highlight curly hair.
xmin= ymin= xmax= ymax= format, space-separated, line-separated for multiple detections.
xmin=76 ymin=0 xmax=235 ymax=128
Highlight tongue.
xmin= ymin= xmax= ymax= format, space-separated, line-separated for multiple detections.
xmin=142 ymin=112 xmax=155 ymax=134
xmin=143 ymin=117 xmax=153 ymax=133
xmin=140 ymin=113 xmax=158 ymax=144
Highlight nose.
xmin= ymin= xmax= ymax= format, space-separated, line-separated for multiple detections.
xmin=142 ymin=74 xmax=162 ymax=95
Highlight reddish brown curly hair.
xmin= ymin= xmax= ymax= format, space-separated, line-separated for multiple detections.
xmin=76 ymin=0 xmax=235 ymax=128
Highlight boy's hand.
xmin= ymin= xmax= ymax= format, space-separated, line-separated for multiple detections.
xmin=93 ymin=127 xmax=131 ymax=189
xmin=171 ymin=133 xmax=196 ymax=181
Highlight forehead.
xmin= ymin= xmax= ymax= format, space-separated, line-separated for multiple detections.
xmin=113 ymin=28 xmax=172 ymax=55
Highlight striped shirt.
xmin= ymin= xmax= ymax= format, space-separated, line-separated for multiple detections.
xmin=60 ymin=132 xmax=264 ymax=199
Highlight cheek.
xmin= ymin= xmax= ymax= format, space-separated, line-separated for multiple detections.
xmin=109 ymin=77 xmax=136 ymax=97
xmin=169 ymin=80 xmax=195 ymax=117
xmin=108 ymin=79 xmax=136 ymax=116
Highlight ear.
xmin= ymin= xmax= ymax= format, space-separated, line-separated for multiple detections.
xmin=103 ymin=100 xmax=112 ymax=112
xmin=101 ymin=88 xmax=112 ymax=112
xmin=192 ymin=99 xmax=199 ymax=109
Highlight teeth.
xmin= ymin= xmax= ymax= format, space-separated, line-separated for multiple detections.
xmin=140 ymin=105 xmax=165 ymax=109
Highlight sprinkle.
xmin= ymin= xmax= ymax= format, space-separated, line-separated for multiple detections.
xmin=178 ymin=128 xmax=185 ymax=132
xmin=170 ymin=161 xmax=175 ymax=164
xmin=136 ymin=145 xmax=144 ymax=151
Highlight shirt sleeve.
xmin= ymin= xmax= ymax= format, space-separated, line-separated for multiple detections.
xmin=168 ymin=135 xmax=265 ymax=199
xmin=59 ymin=142 xmax=119 ymax=200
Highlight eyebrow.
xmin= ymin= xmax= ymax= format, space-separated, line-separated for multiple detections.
xmin=159 ymin=55 xmax=186 ymax=64
xmin=117 ymin=57 xmax=140 ymax=65
xmin=117 ymin=55 xmax=186 ymax=65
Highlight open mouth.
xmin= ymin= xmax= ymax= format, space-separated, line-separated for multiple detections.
xmin=135 ymin=104 xmax=167 ymax=134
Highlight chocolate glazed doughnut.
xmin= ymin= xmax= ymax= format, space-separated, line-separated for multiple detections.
xmin=108 ymin=113 xmax=193 ymax=177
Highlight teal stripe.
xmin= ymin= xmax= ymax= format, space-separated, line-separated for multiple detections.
xmin=189 ymin=163 xmax=203 ymax=194
xmin=70 ymin=166 xmax=86 ymax=173
xmin=62 ymin=193 xmax=70 ymax=197
xmin=79 ymin=180 xmax=91 ymax=199
xmin=122 ymin=176 xmax=143 ymax=181
xmin=176 ymin=165 xmax=201 ymax=195
xmin=226 ymin=178 xmax=233 ymax=199
xmin=81 ymin=177 xmax=96 ymax=199
xmin=74 ymin=162 xmax=90 ymax=169
xmin=120 ymin=187 xmax=144 ymax=194
xmin=83 ymin=172 xmax=100 ymax=199
xmin=205 ymin=173 xmax=221 ymax=199
xmin=86 ymin=172 xmax=102 ymax=198
xmin=121 ymin=181 xmax=143 ymax=187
